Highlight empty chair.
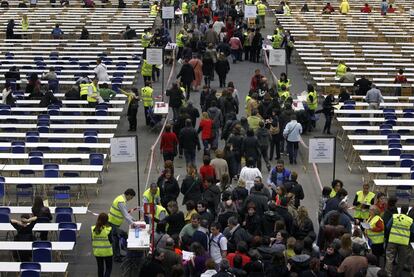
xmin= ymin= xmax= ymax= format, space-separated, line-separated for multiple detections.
xmin=84 ymin=131 xmax=98 ymax=143
xmin=11 ymin=141 xmax=25 ymax=153
xmin=16 ymin=184 xmax=34 ymax=205
xmin=401 ymin=153 xmax=414 ymax=159
xmin=380 ymin=124 xmax=392 ymax=130
xmin=354 ymin=129 xmax=368 ymax=135
xmin=55 ymin=207 xmax=73 ymax=223
xmin=48 ymin=79 xmax=59 ymax=94
xmin=19 ymin=169 xmax=35 ymax=177
xmin=384 ymin=120 xmax=396 ymax=126
xmin=38 ymin=114 xmax=50 ymax=122
xmin=90 ymin=153 xmax=104 ymax=165
xmin=395 ymin=185 xmax=412 ymax=202
xmin=96 ymin=104 xmax=108 ymax=111
xmin=26 ymin=131 xmax=40 ymax=143
xmin=382 ymin=161 xmax=396 ymax=166
xmin=54 ymin=185 xmax=71 ymax=206
xmin=0 ymin=176 xmax=5 ymax=204
xmin=343 ymin=100 xmax=355 ymax=105
xmin=389 ymin=148 xmax=401 ymax=156
xmin=20 ymin=262 xmax=41 ymax=277
xmin=403 ymin=113 xmax=414 ymax=118
xmin=58 ymin=222 xmax=77 ymax=242
xmin=403 ymin=109 xmax=414 ymax=113
xmin=37 ymin=125 xmax=50 ymax=133
xmin=341 ymin=105 xmax=355 ymax=110
xmin=29 ymin=151 xmax=43 ymax=157
xmin=388 ymin=139 xmax=401 ymax=145
xmin=96 ymin=110 xmax=108 ymax=116
xmin=398 ymin=129 xmax=410 ymax=135
xmin=383 ymin=108 xmax=395 ymax=113
xmin=381 ymin=129 xmax=392 ymax=135
xmin=32 ymin=241 xmax=52 ymax=262
xmin=400 ymin=159 xmax=413 ymax=168
xmin=406 ymin=139 xmax=414 ymax=145
xmin=44 ymin=164 xmax=59 ymax=178
xmin=0 ymin=207 xmax=10 ymax=223
xmin=387 ymin=133 xmax=401 ymax=139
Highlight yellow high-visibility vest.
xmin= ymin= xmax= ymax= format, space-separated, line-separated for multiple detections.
xmin=257 ymin=3 xmax=266 ymax=15
xmin=79 ymin=83 xmax=90 ymax=98
xmin=91 ymin=225 xmax=113 ymax=257
xmin=277 ymin=79 xmax=291 ymax=92
xmin=155 ymin=205 xmax=167 ymax=221
xmin=142 ymin=32 xmax=152 ymax=48
xmin=176 ymin=33 xmax=185 ymax=47
xmin=306 ymin=90 xmax=318 ymax=111
xmin=141 ymin=60 xmax=153 ymax=77
xmin=336 ymin=63 xmax=347 ymax=77
xmin=182 ymin=2 xmax=188 ymax=14
xmin=142 ymin=187 xmax=160 ymax=204
xmin=21 ymin=19 xmax=29 ymax=31
xmin=141 ymin=86 xmax=154 ymax=107
xmin=388 ymin=214 xmax=413 ymax=246
xmin=87 ymin=83 xmax=98 ymax=103
xmin=366 ymin=215 xmax=384 ymax=244
xmin=108 ymin=194 xmax=126 ymax=226
xmin=272 ymin=34 xmax=283 ymax=49
xmin=278 ymin=90 xmax=290 ymax=100
xmin=150 ymin=4 xmax=158 ymax=15
xmin=354 ymin=191 xmax=376 ymax=219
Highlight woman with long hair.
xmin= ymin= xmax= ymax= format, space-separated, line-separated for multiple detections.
xmin=293 ymin=206 xmax=315 ymax=240
xmin=91 ymin=213 xmax=113 ymax=277
xmin=180 ymin=164 xmax=203 ymax=205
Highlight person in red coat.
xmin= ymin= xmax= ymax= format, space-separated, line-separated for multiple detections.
xmin=360 ymin=3 xmax=372 ymax=13
xmin=198 ymin=112 xmax=214 ymax=151
xmin=160 ymin=124 xmax=179 ymax=161
xmin=199 ymin=155 xmax=216 ymax=188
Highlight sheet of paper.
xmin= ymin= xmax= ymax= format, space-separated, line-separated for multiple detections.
xmin=182 ymin=250 xmax=194 ymax=261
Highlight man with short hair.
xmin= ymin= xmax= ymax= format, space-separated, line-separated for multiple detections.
xmin=179 ymin=213 xmax=200 ymax=239
xmin=283 ymin=171 xmax=304 ymax=208
xmin=160 ymin=238 xmax=182 ymax=273
xmin=209 ymin=222 xmax=228 ymax=264
xmin=94 ymin=58 xmax=110 ymax=82
xmin=365 ymin=84 xmax=384 ymax=111
xmin=197 ymin=200 xmax=214 ymax=225
xmin=338 ymin=244 xmax=368 ymax=277
xmin=108 ymin=188 xmax=137 ymax=262
xmin=268 ymin=159 xmax=291 ymax=189
xmin=224 ymin=216 xmax=252 ymax=253
xmin=179 ymin=119 xmax=201 ymax=166
xmin=142 ymin=182 xmax=161 ymax=206
xmin=192 ymin=218 xmax=210 ymax=251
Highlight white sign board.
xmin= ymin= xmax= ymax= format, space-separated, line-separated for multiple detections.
xmin=154 ymin=102 xmax=169 ymax=114
xmin=268 ymin=49 xmax=286 ymax=66
xmin=162 ymin=6 xmax=174 ymax=19
xmin=308 ymin=138 xmax=335 ymax=163
xmin=244 ymin=5 xmax=257 ymax=18
xmin=146 ymin=48 xmax=163 ymax=65
xmin=111 ymin=136 xmax=136 ymax=163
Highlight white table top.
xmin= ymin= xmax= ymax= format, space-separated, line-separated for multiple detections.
xmin=127 ymin=222 xmax=150 ymax=250
xmin=0 ymin=142 xmax=110 ymax=149
xmin=360 ymin=155 xmax=403 ymax=162
xmin=0 ymin=123 xmax=117 ymax=129
xmin=9 ymin=107 xmax=122 ymax=113
xmin=1 ymin=206 xmax=87 ymax=214
xmin=0 ymin=153 xmax=106 ymax=160
xmin=374 ymin=179 xmax=414 ymax=186
xmin=338 ymin=118 xmax=414 ymax=123
xmin=367 ymin=167 xmax=411 ymax=174
xmin=2 ymin=177 xmax=98 ymax=185
xmin=0 ymin=132 xmax=114 ymax=139
xmin=0 ymin=115 xmax=121 ymax=121
xmin=0 ymin=164 xmax=103 ymax=172
xmin=15 ymin=99 xmax=126 ymax=105
xmin=348 ymin=135 xmax=414 ymax=141
xmin=0 ymin=241 xmax=74 ymax=251
xmin=354 ymin=145 xmax=414 ymax=151
xmin=343 ymin=126 xmax=414 ymax=131
xmin=0 ymin=262 xmax=68 ymax=273
xmin=335 ymin=110 xmax=405 ymax=115
xmin=0 ymin=222 xmax=81 ymax=231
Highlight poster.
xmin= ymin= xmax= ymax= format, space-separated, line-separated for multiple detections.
xmin=154 ymin=102 xmax=169 ymax=114
xmin=111 ymin=136 xmax=136 ymax=163
xmin=308 ymin=138 xmax=335 ymax=163
xmin=244 ymin=5 xmax=257 ymax=18
xmin=146 ymin=48 xmax=163 ymax=65
xmin=162 ymin=6 xmax=174 ymax=19
xmin=268 ymin=49 xmax=286 ymax=66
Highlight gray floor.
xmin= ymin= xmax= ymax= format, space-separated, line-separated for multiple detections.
xmin=2 ymin=16 xmax=365 ymax=276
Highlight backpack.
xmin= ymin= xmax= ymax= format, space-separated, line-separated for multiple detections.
xmin=209 ymin=233 xmax=224 ymax=252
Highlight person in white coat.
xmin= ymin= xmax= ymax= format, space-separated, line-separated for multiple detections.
xmin=94 ymin=58 xmax=110 ymax=82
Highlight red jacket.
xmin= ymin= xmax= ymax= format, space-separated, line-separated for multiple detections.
xmin=199 ymin=164 xmax=216 ymax=183
xmin=227 ymin=252 xmax=251 ymax=267
xmin=250 ymin=74 xmax=263 ymax=91
xmin=361 ymin=6 xmax=371 ymax=13
xmin=160 ymin=131 xmax=178 ymax=153
xmin=199 ymin=119 xmax=213 ymax=140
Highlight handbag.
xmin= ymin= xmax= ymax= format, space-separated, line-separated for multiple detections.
xmin=269 ymin=123 xmax=280 ymax=135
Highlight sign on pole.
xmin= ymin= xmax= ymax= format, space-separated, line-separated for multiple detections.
xmin=308 ymin=138 xmax=335 ymax=163
xmin=244 ymin=5 xmax=257 ymax=18
xmin=268 ymin=49 xmax=286 ymax=66
xmin=162 ymin=6 xmax=174 ymax=19
xmin=146 ymin=48 xmax=163 ymax=65
xmin=111 ymin=136 xmax=137 ymax=163
xmin=154 ymin=102 xmax=169 ymax=114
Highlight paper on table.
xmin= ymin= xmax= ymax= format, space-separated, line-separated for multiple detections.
xmin=182 ymin=250 xmax=194 ymax=261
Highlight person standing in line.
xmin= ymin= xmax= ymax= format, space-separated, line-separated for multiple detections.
xmin=120 ymin=88 xmax=140 ymax=131
xmin=189 ymin=54 xmax=203 ymax=92
xmin=321 ymin=93 xmax=335 ymax=134
xmin=107 ymin=189 xmax=136 ymax=263
xmin=283 ymin=114 xmax=302 ymax=165
xmin=394 ymin=68 xmax=408 ymax=96
xmin=160 ymin=124 xmax=179 ymax=161
xmin=250 ymin=28 xmax=263 ymax=63
xmin=179 ymin=119 xmax=201 ymax=166
xmin=177 ymin=59 xmax=195 ymax=100
xmin=92 ymin=213 xmax=113 ymax=277
xmin=141 ymin=81 xmax=154 ymax=127
xmin=215 ymin=53 xmax=230 ymax=88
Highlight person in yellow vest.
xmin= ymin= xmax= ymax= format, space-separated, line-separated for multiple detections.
xmin=141 ymin=80 xmax=154 ymax=126
xmin=153 ymin=204 xmax=167 ymax=223
xmin=278 ymin=72 xmax=291 ymax=93
xmin=176 ymin=29 xmax=187 ymax=60
xmin=150 ymin=1 xmax=159 ymax=16
xmin=87 ymin=78 xmax=100 ymax=107
xmin=339 ymin=0 xmax=350 ymax=14
xmin=271 ymin=29 xmax=283 ymax=49
xmin=182 ymin=0 xmax=189 ymax=23
xmin=141 ymin=28 xmax=153 ymax=48
xmin=141 ymin=58 xmax=153 ymax=83
xmin=283 ymin=1 xmax=291 ymax=15
xmin=142 ymin=182 xmax=161 ymax=206
xmin=108 ymin=188 xmax=136 ymax=262
xmin=353 ymin=183 xmax=376 ymax=222
xmin=336 ymin=60 xmax=347 ymax=78
xmin=245 ymin=0 xmax=253 ymax=4
xmin=385 ymin=206 xmax=414 ymax=276
xmin=79 ymin=78 xmax=90 ymax=100
xmin=306 ymin=84 xmax=318 ymax=131
xmin=91 ymin=213 xmax=113 ymax=276
xmin=364 ymin=206 xmax=384 ymax=261
xmin=278 ymin=84 xmax=290 ymax=101
xmin=330 ymin=179 xmax=343 ymax=198
xmin=256 ymin=1 xmax=267 ymax=28
xmin=21 ymin=14 xmax=29 ymax=38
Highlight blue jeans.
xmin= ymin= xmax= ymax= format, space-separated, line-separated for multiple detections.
xmin=287 ymin=141 xmax=299 ymax=163
xmin=183 ymin=149 xmax=196 ymax=166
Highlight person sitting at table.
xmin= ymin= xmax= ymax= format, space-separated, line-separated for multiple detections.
xmin=40 ymin=89 xmax=61 ymax=107
xmin=394 ymin=68 xmax=408 ymax=96
xmin=32 ymin=196 xmax=53 ymax=240
xmin=335 ymin=60 xmax=347 ymax=78
xmin=387 ymin=4 xmax=396 ymax=13
xmin=98 ymin=83 xmax=117 ymax=102
xmin=80 ymin=26 xmax=89 ymax=40
xmin=11 ymin=214 xmax=37 ymax=262
xmin=338 ymin=87 xmax=350 ymax=102
xmin=353 ymin=75 xmax=372 ymax=96
xmin=360 ymin=3 xmax=372 ymax=13
xmin=26 ymin=73 xmax=42 ymax=97
xmin=339 ymin=67 xmax=356 ymax=83
xmin=51 ymin=23 xmax=64 ymax=39
xmin=322 ymin=2 xmax=335 ymax=14
xmin=122 ymin=25 xmax=137 ymax=40
xmin=41 ymin=67 xmax=57 ymax=81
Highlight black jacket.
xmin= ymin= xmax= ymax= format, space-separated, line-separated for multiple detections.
xmin=215 ymin=58 xmax=230 ymax=76
xmin=177 ymin=63 xmax=195 ymax=84
xmin=179 ymin=126 xmax=200 ymax=151
xmin=157 ymin=175 xmax=180 ymax=208
xmin=242 ymin=136 xmax=260 ymax=160
xmin=180 ymin=175 xmax=203 ymax=205
xmin=166 ymin=87 xmax=184 ymax=108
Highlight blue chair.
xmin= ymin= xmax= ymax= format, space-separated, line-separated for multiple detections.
xmin=44 ymin=164 xmax=59 ymax=178
xmin=20 ymin=262 xmax=41 ymax=277
xmin=29 ymin=151 xmax=43 ymax=157
xmin=401 ymin=154 xmax=414 ymax=159
xmin=403 ymin=113 xmax=414 ymax=118
xmin=32 ymin=241 xmax=52 ymax=262
xmin=96 ymin=104 xmax=108 ymax=111
xmin=54 ymin=186 xmax=71 ymax=206
xmin=12 ymin=141 xmax=25 ymax=153
xmin=383 ymin=108 xmax=395 ymax=113
xmin=0 ymin=207 xmax=10 ymax=214
xmin=38 ymin=114 xmax=50 ymax=121
xmin=55 ymin=207 xmax=73 ymax=223
xmin=388 ymin=139 xmax=401 ymax=145
xmin=96 ymin=110 xmax=108 ymax=116
xmin=400 ymin=159 xmax=413 ymax=168
xmin=380 ymin=124 xmax=392 ymax=130
xmin=382 ymin=161 xmax=396 ymax=166
xmin=48 ymin=79 xmax=59 ymax=94
xmin=385 ymin=120 xmax=396 ymax=126
xmin=67 ymin=157 xmax=82 ymax=164
xmin=19 ymin=169 xmax=35 ymax=177
xmin=387 ymin=133 xmax=401 ymax=139
xmin=90 ymin=153 xmax=104 ymax=165
xmin=0 ymin=177 xmax=4 ymax=204
xmin=84 ymin=131 xmax=98 ymax=143
xmin=381 ymin=129 xmax=392 ymax=135
xmin=354 ymin=129 xmax=368 ymax=135
xmin=26 ymin=131 xmax=40 ymax=143
xmin=0 ymin=207 xmax=10 ymax=223
xmin=58 ymin=222 xmax=76 ymax=242
xmin=29 ymin=156 xmax=43 ymax=164
xmin=398 ymin=129 xmax=410 ymax=135
xmin=16 ymin=184 xmax=34 ymax=205
xmin=389 ymin=143 xmax=402 ymax=149
xmin=396 ymin=185 xmax=412 ymax=201
xmin=341 ymin=105 xmax=355 ymax=110
xmin=389 ymin=148 xmax=401 ymax=156
xmin=37 ymin=126 xmax=50 ymax=133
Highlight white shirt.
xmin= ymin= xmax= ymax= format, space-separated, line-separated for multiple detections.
xmin=239 ymin=166 xmax=262 ymax=191
xmin=94 ymin=63 xmax=110 ymax=82
xmin=213 ymin=21 xmax=225 ymax=35
xmin=209 ymin=233 xmax=227 ymax=264
xmin=2 ymin=88 xmax=11 ymax=104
